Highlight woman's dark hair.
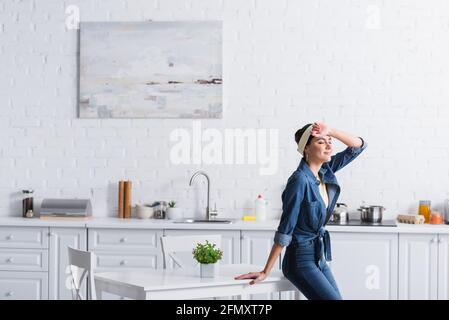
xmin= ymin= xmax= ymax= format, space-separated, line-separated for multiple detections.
xmin=294 ymin=123 xmax=313 ymax=146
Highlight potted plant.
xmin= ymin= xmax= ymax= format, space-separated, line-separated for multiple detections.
xmin=166 ymin=201 xmax=183 ymax=220
xmin=192 ymin=240 xmax=223 ymax=278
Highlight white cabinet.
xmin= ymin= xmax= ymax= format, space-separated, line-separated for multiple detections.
xmin=4 ymin=222 xmax=449 ymax=301
xmin=438 ymin=234 xmax=449 ymax=300
xmin=0 ymin=248 xmax=48 ymax=271
xmin=399 ymin=233 xmax=447 ymax=300
xmin=164 ymin=229 xmax=240 ymax=266
xmin=88 ymin=228 xmax=163 ymax=271
xmin=88 ymin=228 xmax=163 ymax=300
xmin=241 ymin=230 xmax=280 ymax=300
xmin=330 ymin=232 xmax=398 ymax=300
xmin=88 ymin=228 xmax=162 ymax=252
xmin=94 ymin=251 xmax=158 ymax=270
xmin=49 ymin=227 xmax=87 ymax=300
xmin=164 ymin=229 xmax=240 ymax=300
xmin=0 ymin=271 xmax=48 ymax=300
xmin=0 ymin=227 xmax=48 ymax=248
xmin=241 ymin=231 xmax=276 ymax=267
xmin=0 ymin=227 xmax=49 ymax=300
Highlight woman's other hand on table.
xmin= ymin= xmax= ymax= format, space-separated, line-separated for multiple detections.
xmin=234 ymin=271 xmax=267 ymax=285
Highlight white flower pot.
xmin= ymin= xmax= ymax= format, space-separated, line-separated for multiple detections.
xmin=200 ymin=263 xmax=219 ymax=278
xmin=166 ymin=208 xmax=183 ymax=220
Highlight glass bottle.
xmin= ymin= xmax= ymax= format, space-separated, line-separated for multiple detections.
xmin=22 ymin=189 xmax=34 ymax=218
xmin=418 ymin=200 xmax=431 ymax=224
xmin=444 ymin=199 xmax=449 ymax=225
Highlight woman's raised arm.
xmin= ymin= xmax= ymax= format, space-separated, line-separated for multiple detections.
xmin=311 ymin=122 xmax=363 ymax=148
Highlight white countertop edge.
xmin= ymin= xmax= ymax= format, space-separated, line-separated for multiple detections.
xmin=87 ymin=218 xmax=280 ymax=230
xmin=0 ymin=217 xmax=449 ymax=234
xmin=0 ymin=217 xmax=87 ymax=227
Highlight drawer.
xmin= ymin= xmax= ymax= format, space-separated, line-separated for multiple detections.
xmin=0 ymin=271 xmax=48 ymax=300
xmin=94 ymin=251 xmax=159 ymax=271
xmin=0 ymin=227 xmax=48 ymax=249
xmin=88 ymin=228 xmax=162 ymax=251
xmin=0 ymin=248 xmax=48 ymax=271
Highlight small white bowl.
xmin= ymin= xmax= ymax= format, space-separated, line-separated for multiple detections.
xmin=136 ymin=205 xmax=154 ymax=219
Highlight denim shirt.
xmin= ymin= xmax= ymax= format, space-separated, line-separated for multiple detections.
xmin=274 ymin=138 xmax=368 ymax=262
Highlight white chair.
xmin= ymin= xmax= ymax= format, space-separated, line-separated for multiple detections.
xmin=67 ymin=246 xmax=97 ymax=300
xmin=160 ymin=234 xmax=222 ymax=269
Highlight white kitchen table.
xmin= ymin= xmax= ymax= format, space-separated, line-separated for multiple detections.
xmin=94 ymin=264 xmax=297 ymax=300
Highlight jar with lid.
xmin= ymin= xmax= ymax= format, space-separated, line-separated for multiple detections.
xmin=22 ymin=189 xmax=34 ymax=218
xmin=151 ymin=201 xmax=167 ymax=219
xmin=418 ymin=200 xmax=431 ymax=224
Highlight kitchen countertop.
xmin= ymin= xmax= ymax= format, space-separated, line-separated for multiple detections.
xmin=0 ymin=216 xmax=449 ymax=234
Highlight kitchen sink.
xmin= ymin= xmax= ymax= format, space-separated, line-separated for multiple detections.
xmin=173 ymin=219 xmax=233 ymax=224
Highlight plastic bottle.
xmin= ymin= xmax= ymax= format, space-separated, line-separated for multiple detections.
xmin=255 ymin=195 xmax=267 ymax=221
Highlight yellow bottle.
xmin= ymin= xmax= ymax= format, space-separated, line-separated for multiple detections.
xmin=418 ymin=200 xmax=431 ymax=224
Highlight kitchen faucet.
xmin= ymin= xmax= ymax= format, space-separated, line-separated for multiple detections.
xmin=189 ymin=171 xmax=218 ymax=221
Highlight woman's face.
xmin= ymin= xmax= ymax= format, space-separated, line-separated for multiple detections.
xmin=304 ymin=136 xmax=333 ymax=163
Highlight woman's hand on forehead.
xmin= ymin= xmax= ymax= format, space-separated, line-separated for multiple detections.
xmin=311 ymin=122 xmax=332 ymax=138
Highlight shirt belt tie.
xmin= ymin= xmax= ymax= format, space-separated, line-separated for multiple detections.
xmin=315 ymin=227 xmax=332 ymax=264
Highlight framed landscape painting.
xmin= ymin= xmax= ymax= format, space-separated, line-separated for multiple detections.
xmin=79 ymin=21 xmax=222 ymax=118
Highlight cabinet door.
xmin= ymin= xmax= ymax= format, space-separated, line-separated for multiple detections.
xmin=164 ymin=229 xmax=240 ymax=267
xmin=399 ymin=233 xmax=438 ymax=300
xmin=49 ymin=228 xmax=87 ymax=300
xmin=88 ymin=228 xmax=163 ymax=300
xmin=0 ymin=248 xmax=48 ymax=271
xmin=164 ymin=229 xmax=240 ymax=300
xmin=0 ymin=227 xmax=48 ymax=249
xmin=438 ymin=234 xmax=449 ymax=300
xmin=88 ymin=228 xmax=162 ymax=252
xmin=330 ymin=232 xmax=398 ymax=300
xmin=0 ymin=271 xmax=48 ymax=300
xmin=241 ymin=230 xmax=279 ymax=300
xmin=88 ymin=228 xmax=163 ymax=270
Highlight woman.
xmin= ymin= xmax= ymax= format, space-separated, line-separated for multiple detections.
xmin=235 ymin=122 xmax=367 ymax=300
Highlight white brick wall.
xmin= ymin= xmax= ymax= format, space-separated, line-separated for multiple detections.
xmin=1 ymin=0 xmax=449 ymax=219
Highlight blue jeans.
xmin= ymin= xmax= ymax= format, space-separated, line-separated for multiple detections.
xmin=282 ymin=239 xmax=342 ymax=300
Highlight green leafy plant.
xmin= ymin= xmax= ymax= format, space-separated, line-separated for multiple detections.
xmin=192 ymin=240 xmax=223 ymax=264
xmin=168 ymin=201 xmax=176 ymax=208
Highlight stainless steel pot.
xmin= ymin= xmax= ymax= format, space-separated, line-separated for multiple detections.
xmin=358 ymin=205 xmax=385 ymax=223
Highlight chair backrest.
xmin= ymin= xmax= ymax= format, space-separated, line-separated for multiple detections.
xmin=67 ymin=246 xmax=96 ymax=300
xmin=160 ymin=234 xmax=222 ymax=269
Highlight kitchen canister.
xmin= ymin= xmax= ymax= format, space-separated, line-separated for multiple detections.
xmin=152 ymin=201 xmax=167 ymax=219
xmin=22 ymin=189 xmax=34 ymax=218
